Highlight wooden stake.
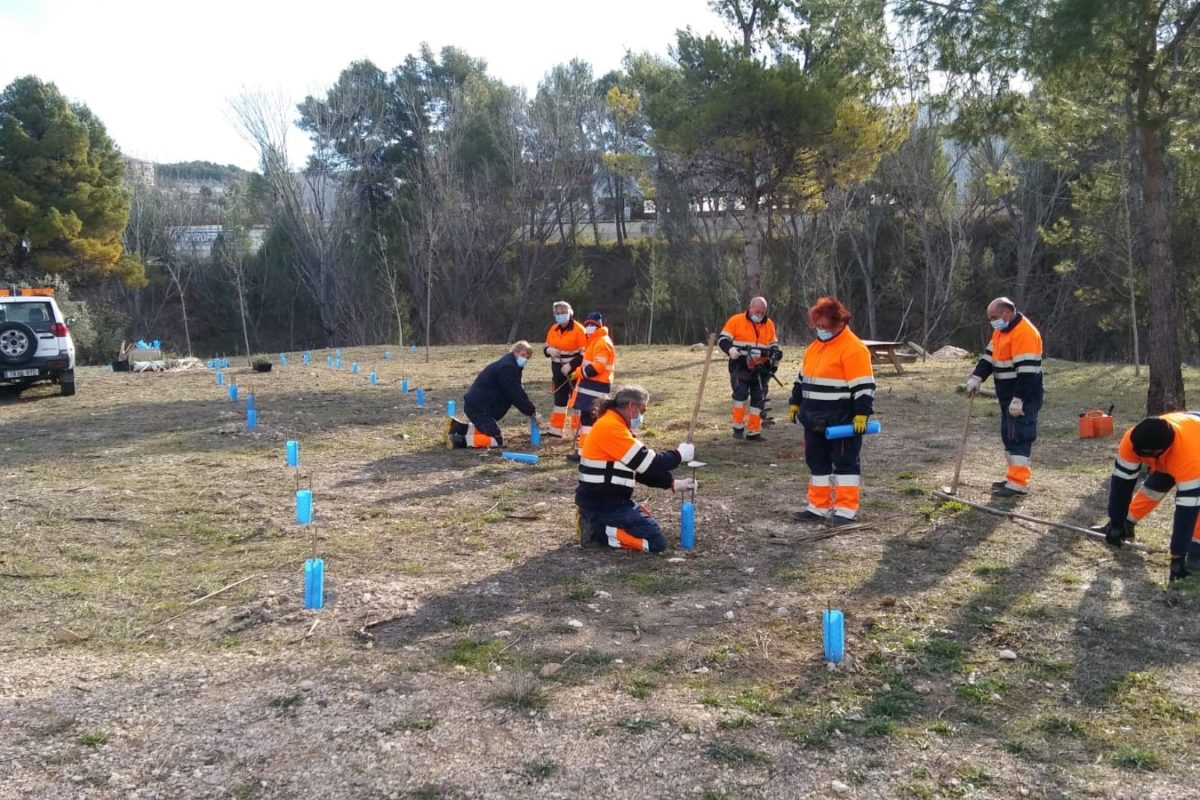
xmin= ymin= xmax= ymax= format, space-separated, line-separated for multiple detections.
xmin=686 ymin=333 xmax=718 ymax=444
xmin=945 ymin=392 xmax=975 ymax=495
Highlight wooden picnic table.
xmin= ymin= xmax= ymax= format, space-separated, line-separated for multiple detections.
xmin=861 ymin=340 xmax=910 ymax=375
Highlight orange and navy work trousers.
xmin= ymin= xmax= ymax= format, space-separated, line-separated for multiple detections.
xmin=730 ymin=368 xmax=766 ymax=436
xmin=463 ymin=406 xmax=503 ymax=449
xmin=803 ymin=428 xmax=862 ymax=521
xmin=999 ymin=398 xmax=1039 ymax=493
xmin=548 ymin=364 xmax=576 ymax=435
xmin=578 ymin=502 xmax=667 ymax=553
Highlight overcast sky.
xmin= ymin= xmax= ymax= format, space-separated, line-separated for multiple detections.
xmin=1 ymin=0 xmax=721 ymax=170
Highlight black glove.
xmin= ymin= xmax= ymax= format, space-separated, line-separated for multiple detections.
xmin=769 ymin=345 xmax=783 ymax=364
xmin=1096 ymin=519 xmax=1135 ymax=547
xmin=1170 ymin=556 xmax=1191 ymax=583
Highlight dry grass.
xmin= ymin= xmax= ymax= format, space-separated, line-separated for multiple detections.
xmin=3 ymin=346 xmax=1200 ymax=797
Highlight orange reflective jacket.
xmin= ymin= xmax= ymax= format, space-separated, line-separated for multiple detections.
xmin=1110 ymin=411 xmax=1200 ymax=556
xmin=575 ymin=408 xmax=681 ymax=511
xmin=718 ymin=312 xmax=778 ymax=369
xmin=575 ymin=325 xmax=616 ymax=401
xmin=545 ymin=320 xmax=587 ymax=364
xmin=788 ymin=326 xmax=875 ymax=429
xmin=972 ymin=314 xmax=1044 ymax=404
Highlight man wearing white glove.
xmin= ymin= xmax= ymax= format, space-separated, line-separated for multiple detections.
xmin=967 ymin=297 xmax=1045 ymax=497
xmin=542 ymin=301 xmax=586 ymax=437
xmin=574 ymin=385 xmax=693 ymax=553
xmin=672 ymin=477 xmax=698 ymax=493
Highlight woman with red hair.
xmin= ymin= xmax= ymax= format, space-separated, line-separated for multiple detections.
xmin=787 ymin=297 xmax=876 ymax=526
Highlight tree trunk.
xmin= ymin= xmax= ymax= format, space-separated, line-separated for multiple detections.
xmin=743 ymin=190 xmax=762 ymax=297
xmin=1140 ymin=125 xmax=1185 ymax=413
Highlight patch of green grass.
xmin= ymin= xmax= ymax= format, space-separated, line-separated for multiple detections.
xmin=628 ymin=677 xmax=656 ymax=698
xmin=491 ymin=675 xmax=547 ymax=711
xmin=866 ymin=681 xmax=922 ymax=720
xmin=957 ymin=767 xmax=994 ymax=788
xmin=566 ymin=586 xmax=598 ymax=601
xmin=1037 ymin=715 xmax=1089 ymax=738
xmin=1060 ymin=571 xmax=1083 ymax=586
xmin=923 ymin=636 xmax=964 ymax=672
xmin=733 ymin=688 xmax=781 ymax=716
xmin=1105 ymin=671 xmax=1192 ymax=721
xmin=549 ymin=624 xmax=581 ymax=635
xmin=618 ymin=717 xmax=659 ymax=733
xmin=702 ymin=790 xmax=730 ymax=800
xmin=699 ymin=693 xmax=722 ymax=707
xmin=863 ymin=717 xmax=896 ymax=737
xmin=398 ymin=562 xmax=424 ymax=575
xmin=443 ymin=638 xmax=506 ymax=672
xmin=524 ymin=759 xmax=558 ymax=779
xmin=896 ymin=471 xmax=919 ymax=480
xmin=616 ymin=572 xmax=696 ymax=595
xmin=482 ymin=511 xmax=506 ymax=523
xmin=956 ymin=676 xmax=1006 ymax=705
xmin=899 ymin=485 xmax=925 ymax=496
xmin=447 ymin=612 xmax=471 ymax=627
xmin=408 ymin=784 xmax=454 ymax=800
xmin=649 ymin=654 xmax=682 ymax=673
xmin=785 ymin=717 xmax=844 ymax=749
xmin=588 ymin=725 xmax=608 ymax=737
xmin=77 ymin=729 xmax=108 ymax=747
xmin=704 ymin=739 xmax=770 ymax=765
xmin=972 ymin=562 xmax=1010 ymax=577
xmin=927 ymin=721 xmax=954 ymax=736
xmin=717 ymin=716 xmax=757 ymax=730
xmin=1111 ymin=745 xmax=1162 ymax=770
xmin=1002 ymin=738 xmax=1030 ymax=755
xmin=268 ymin=693 xmax=304 ymax=711
xmin=1028 ymin=658 xmax=1074 ymax=680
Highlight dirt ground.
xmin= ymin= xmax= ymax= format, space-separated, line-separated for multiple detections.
xmin=3 ymin=345 xmax=1200 ymax=800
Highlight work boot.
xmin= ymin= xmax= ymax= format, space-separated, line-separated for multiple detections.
xmin=732 ymin=428 xmax=745 ymax=440
xmin=791 ymin=509 xmax=828 ymax=524
xmin=992 ymin=484 xmax=1027 ymax=498
xmin=828 ymin=515 xmax=858 ymax=527
xmin=565 ymin=453 xmax=581 ymax=463
xmin=449 ymin=432 xmax=467 ymax=449
xmin=991 ymin=480 xmax=1008 ymax=491
xmin=746 ymin=432 xmax=766 ymax=442
xmin=576 ymin=511 xmax=606 ymax=549
xmin=544 ymin=429 xmax=565 ymax=438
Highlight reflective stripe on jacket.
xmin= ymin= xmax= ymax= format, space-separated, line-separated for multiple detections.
xmin=1109 ymin=411 xmax=1200 ymax=555
xmin=972 ymin=313 xmax=1044 ymax=404
xmin=788 ymin=326 xmax=874 ymax=428
xmin=576 ymin=325 xmax=615 ymax=399
xmin=718 ymin=312 xmax=778 ymax=368
xmin=544 ymin=320 xmax=587 ymax=364
xmin=575 ymin=408 xmax=681 ymax=512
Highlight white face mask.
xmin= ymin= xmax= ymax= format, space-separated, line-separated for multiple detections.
xmin=585 ymin=325 xmax=598 ymax=335
xmin=515 ymin=355 xmax=528 ymax=367
xmin=990 ymin=318 xmax=1006 ymax=331
xmin=554 ymin=313 xmax=569 ymax=325
xmin=630 ymin=413 xmax=643 ymax=430
xmin=815 ymin=328 xmax=834 ymax=342
xmin=749 ymin=313 xmax=764 ymax=324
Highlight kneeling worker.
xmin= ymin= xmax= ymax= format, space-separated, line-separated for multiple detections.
xmin=1099 ymin=412 xmax=1200 ymax=582
xmin=446 ymin=341 xmax=543 ymax=449
xmin=575 ymin=385 xmax=696 ymax=552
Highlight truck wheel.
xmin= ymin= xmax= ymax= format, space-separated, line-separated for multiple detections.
xmin=0 ymin=321 xmax=37 ymax=365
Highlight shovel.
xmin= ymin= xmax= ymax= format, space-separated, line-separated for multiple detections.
xmin=943 ymin=391 xmax=975 ymax=495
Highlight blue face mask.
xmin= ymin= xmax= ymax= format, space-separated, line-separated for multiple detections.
xmin=516 ymin=356 xmax=528 ymax=367
xmin=585 ymin=326 xmax=598 ymax=336
xmin=815 ymin=328 xmax=834 ymax=342
xmin=990 ymin=318 xmax=1006 ymax=331
xmin=630 ymin=414 xmax=644 ymax=430
xmin=555 ymin=313 xmax=569 ymax=325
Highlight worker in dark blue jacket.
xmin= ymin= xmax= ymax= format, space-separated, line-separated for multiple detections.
xmin=445 ymin=341 xmax=543 ymax=449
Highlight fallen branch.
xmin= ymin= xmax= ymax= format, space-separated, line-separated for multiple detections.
xmin=132 ymin=574 xmax=260 ymax=638
xmin=931 ymin=491 xmax=1164 ymax=554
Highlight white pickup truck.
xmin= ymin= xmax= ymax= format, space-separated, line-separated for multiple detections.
xmin=0 ymin=291 xmax=77 ymax=396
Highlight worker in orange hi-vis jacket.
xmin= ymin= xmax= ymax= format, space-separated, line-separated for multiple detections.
xmin=965 ymin=296 xmax=1044 ymax=498
xmin=1096 ymin=412 xmax=1200 ymax=583
xmin=788 ymin=296 xmax=875 ymax=526
xmin=574 ymin=384 xmax=696 ymax=552
xmin=566 ymin=311 xmax=616 ymax=462
xmin=543 ymin=300 xmax=587 ymax=438
xmin=718 ymin=296 xmax=782 ymax=442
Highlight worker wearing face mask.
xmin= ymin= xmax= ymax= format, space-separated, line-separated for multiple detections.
xmin=964 ymin=297 xmax=1044 ymax=497
xmin=788 ymin=296 xmax=875 ymax=526
xmin=543 ymin=300 xmax=587 ymax=438
xmin=575 ymin=384 xmax=697 ymax=552
xmin=445 ymin=341 xmax=543 ymax=449
xmin=718 ymin=296 xmax=781 ymax=442
xmin=567 ymin=312 xmax=616 ymax=462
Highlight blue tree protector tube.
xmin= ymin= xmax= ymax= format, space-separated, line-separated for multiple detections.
xmin=416 ymin=387 xmax=425 ymax=408
xmin=823 ymin=609 xmax=845 ymax=662
xmin=501 ymin=452 xmax=539 ymax=464
xmin=304 ymin=352 xmax=312 ymax=364
xmin=246 ymin=393 xmax=255 ymax=412
xmin=286 ymin=440 xmax=300 ymax=468
xmin=530 ymin=417 xmax=541 ymax=446
xmin=304 ymin=558 xmax=324 ymax=610
xmin=370 ymin=372 xmax=378 ymax=385
xmin=216 ymin=370 xmax=224 ymax=386
xmin=280 ymin=353 xmax=288 ymax=366
xmin=401 ymin=378 xmax=409 ymax=394
xmin=825 ymin=421 xmax=882 ymax=440
xmin=228 ymin=384 xmax=239 ymax=402
xmin=448 ymin=399 xmax=456 ymax=417
xmin=296 ymin=489 xmax=313 ymax=524
xmin=680 ymin=501 xmax=696 ymax=549
xmin=351 ymin=362 xmax=359 ymax=374
xmin=246 ymin=408 xmax=257 ymax=429
xmin=410 ymin=344 xmax=418 ymax=353
xmin=384 ymin=351 xmax=392 ymax=360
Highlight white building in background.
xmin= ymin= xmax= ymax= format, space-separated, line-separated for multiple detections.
xmin=169 ymin=225 xmax=268 ymax=259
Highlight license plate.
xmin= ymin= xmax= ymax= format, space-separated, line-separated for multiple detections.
xmin=3 ymin=369 xmax=39 ymax=378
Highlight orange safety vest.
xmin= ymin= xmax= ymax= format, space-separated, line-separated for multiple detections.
xmin=575 ymin=325 xmax=616 ymax=401
xmin=545 ymin=320 xmax=587 ymax=364
xmin=719 ymin=312 xmax=778 ymax=368
xmin=1112 ymin=412 xmax=1200 ymax=553
xmin=975 ymin=314 xmax=1043 ymax=403
xmin=576 ymin=408 xmax=678 ymax=509
xmin=791 ymin=326 xmax=875 ymax=427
